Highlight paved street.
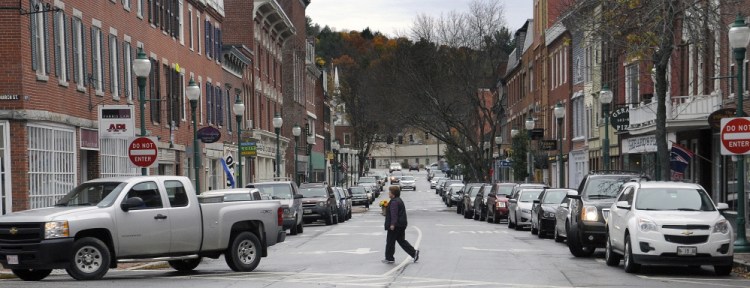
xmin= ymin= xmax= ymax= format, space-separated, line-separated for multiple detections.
xmin=3 ymin=171 xmax=750 ymax=287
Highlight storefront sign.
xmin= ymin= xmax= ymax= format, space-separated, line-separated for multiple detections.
xmin=610 ymin=106 xmax=630 ymax=132
xmin=240 ymin=138 xmax=257 ymax=157
xmin=197 ymin=126 xmax=221 ymax=143
xmin=624 ymin=135 xmax=657 ymax=154
xmin=0 ymin=95 xmax=20 ymax=100
xmin=80 ymin=128 xmax=99 ymax=150
xmin=708 ymin=108 xmax=739 ymax=130
xmin=98 ymin=105 xmax=135 ymax=139
xmin=540 ymin=140 xmax=557 ymax=151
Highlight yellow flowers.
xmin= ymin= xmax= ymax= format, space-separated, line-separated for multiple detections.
xmin=379 ymin=200 xmax=389 ymax=208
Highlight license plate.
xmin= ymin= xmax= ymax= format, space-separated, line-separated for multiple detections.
xmin=304 ymin=209 xmax=312 ymax=214
xmin=677 ymin=246 xmax=697 ymax=256
xmin=6 ymin=255 xmax=18 ymax=265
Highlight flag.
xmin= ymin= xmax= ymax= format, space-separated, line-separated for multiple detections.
xmin=670 ymin=143 xmax=694 ymax=181
xmin=221 ymin=157 xmax=236 ymax=188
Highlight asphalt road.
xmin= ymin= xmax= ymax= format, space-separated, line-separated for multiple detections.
xmin=4 ymin=169 xmax=750 ymax=287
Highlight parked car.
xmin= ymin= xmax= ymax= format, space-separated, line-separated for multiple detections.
xmin=389 ymin=162 xmax=402 ymax=173
xmin=566 ymin=171 xmax=645 ymax=257
xmin=604 ymin=181 xmax=733 ymax=275
xmin=358 ymin=176 xmax=381 ymax=196
xmin=299 ymin=183 xmax=339 ymax=225
xmin=246 ymin=181 xmax=304 ymax=235
xmin=331 ymin=186 xmax=349 ymax=222
xmin=390 ymin=171 xmax=404 ymax=184
xmin=508 ymin=188 xmax=544 ymax=230
xmin=429 ymin=170 xmax=445 ymax=181
xmin=531 ymin=189 xmax=576 ymax=237
xmin=0 ymin=176 xmax=285 ymax=281
xmin=554 ymin=192 xmax=576 ymax=242
xmin=486 ymin=183 xmax=516 ymax=223
xmin=426 ymin=163 xmax=440 ymax=172
xmin=334 ymin=187 xmax=352 ymax=221
xmin=471 ymin=184 xmax=494 ymax=221
xmin=348 ymin=186 xmax=370 ymax=206
xmin=446 ymin=183 xmax=465 ymax=207
xmin=400 ymin=176 xmax=417 ymax=191
xmin=409 ymin=163 xmax=420 ymax=171
xmin=440 ymin=180 xmax=463 ymax=202
xmin=430 ymin=176 xmax=443 ymax=189
xmin=459 ymin=184 xmax=484 ymax=217
xmin=435 ymin=178 xmax=448 ymax=194
xmin=361 ymin=185 xmax=375 ymax=204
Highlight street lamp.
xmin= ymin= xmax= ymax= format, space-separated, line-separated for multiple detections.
xmin=341 ymin=147 xmax=350 ymax=187
xmin=511 ymin=129 xmax=519 ymax=137
xmin=600 ymin=84 xmax=613 ymax=171
xmin=332 ymin=140 xmax=340 ymax=186
xmin=292 ymin=124 xmax=302 ymax=185
xmin=233 ymin=94 xmax=245 ymax=187
xmin=186 ymin=77 xmax=201 ymax=193
xmin=273 ymin=113 xmax=283 ymax=179
xmin=307 ymin=134 xmax=315 ymax=182
xmin=525 ymin=117 xmax=535 ymax=183
xmin=495 ymin=136 xmax=502 ymax=182
xmin=729 ymin=14 xmax=750 ymax=252
xmin=132 ymin=47 xmax=151 ymax=176
xmin=554 ymin=102 xmax=566 ymax=188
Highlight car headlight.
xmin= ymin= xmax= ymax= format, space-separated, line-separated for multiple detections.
xmin=318 ymin=201 xmax=326 ymax=207
xmin=544 ymin=212 xmax=556 ymax=218
xmin=638 ymin=217 xmax=658 ymax=232
xmin=581 ymin=206 xmax=598 ymax=222
xmin=45 ymin=221 xmax=70 ymax=239
xmin=713 ymin=219 xmax=730 ymax=234
xmin=497 ymin=202 xmax=506 ymax=208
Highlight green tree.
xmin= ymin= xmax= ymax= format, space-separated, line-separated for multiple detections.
xmin=510 ymin=131 xmax=529 ymax=182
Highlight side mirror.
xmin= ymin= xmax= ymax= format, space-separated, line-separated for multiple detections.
xmin=508 ymin=199 xmax=517 ymax=203
xmin=294 ymin=194 xmax=304 ymax=199
xmin=716 ymin=203 xmax=729 ymax=210
xmin=616 ymin=201 xmax=631 ymax=210
xmin=559 ymin=202 xmax=569 ymax=209
xmin=567 ymin=195 xmax=582 ymax=200
xmin=121 ymin=197 xmax=144 ymax=212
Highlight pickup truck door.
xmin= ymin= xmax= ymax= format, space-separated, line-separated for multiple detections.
xmin=164 ymin=179 xmax=202 ymax=254
xmin=115 ymin=181 xmax=171 ymax=257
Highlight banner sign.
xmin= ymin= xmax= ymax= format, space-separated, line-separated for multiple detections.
xmin=540 ymin=140 xmax=557 ymax=151
xmin=240 ymin=138 xmax=257 ymax=157
xmin=99 ymin=105 xmax=135 ymax=139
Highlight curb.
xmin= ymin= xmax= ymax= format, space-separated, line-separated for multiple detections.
xmin=735 ymin=254 xmax=750 ymax=273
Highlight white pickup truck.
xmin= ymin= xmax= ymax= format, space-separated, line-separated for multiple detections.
xmin=0 ymin=176 xmax=286 ymax=281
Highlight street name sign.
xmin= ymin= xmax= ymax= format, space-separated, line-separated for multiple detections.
xmin=128 ymin=137 xmax=158 ymax=167
xmin=720 ymin=117 xmax=750 ymax=155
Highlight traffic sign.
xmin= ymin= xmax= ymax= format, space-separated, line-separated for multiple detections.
xmin=720 ymin=117 xmax=750 ymax=155
xmin=128 ymin=137 xmax=158 ymax=167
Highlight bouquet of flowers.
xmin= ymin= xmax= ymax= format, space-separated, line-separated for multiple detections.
xmin=379 ymin=200 xmax=389 ymax=216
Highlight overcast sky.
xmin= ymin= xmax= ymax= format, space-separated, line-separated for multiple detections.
xmin=307 ymin=0 xmax=533 ymax=36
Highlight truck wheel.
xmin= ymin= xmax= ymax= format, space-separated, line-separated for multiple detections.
xmin=65 ymin=237 xmax=111 ymax=280
xmin=11 ymin=269 xmax=52 ymax=281
xmin=566 ymin=225 xmax=595 ymax=257
xmin=225 ymin=232 xmax=261 ymax=272
xmin=168 ymin=258 xmax=202 ymax=271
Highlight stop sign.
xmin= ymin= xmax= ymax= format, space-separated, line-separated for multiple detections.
xmin=721 ymin=117 xmax=750 ymax=155
xmin=128 ymin=137 xmax=158 ymax=167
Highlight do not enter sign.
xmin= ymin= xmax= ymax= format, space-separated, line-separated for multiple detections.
xmin=721 ymin=117 xmax=750 ymax=155
xmin=128 ymin=137 xmax=159 ymax=167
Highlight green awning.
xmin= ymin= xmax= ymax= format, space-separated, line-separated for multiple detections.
xmin=312 ymin=152 xmax=326 ymax=170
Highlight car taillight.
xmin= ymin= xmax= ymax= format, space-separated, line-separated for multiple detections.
xmin=278 ymin=207 xmax=284 ymax=226
xmin=497 ymin=202 xmax=506 ymax=208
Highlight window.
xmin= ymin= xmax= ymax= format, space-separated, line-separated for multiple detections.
xmin=137 ymin=0 xmax=143 ymax=17
xmin=529 ymin=67 xmax=534 ymax=92
xmin=165 ymin=180 xmax=188 ymax=207
xmin=91 ymin=26 xmax=104 ymax=93
xmin=214 ymin=26 xmax=221 ymax=62
xmin=187 ymin=7 xmax=193 ymax=50
xmin=572 ymin=95 xmax=585 ymax=139
xmin=205 ymin=19 xmax=212 ymax=59
xmin=166 ymin=65 xmax=182 ymax=126
xmin=126 ymin=182 xmax=163 ymax=209
xmin=123 ymin=41 xmax=133 ymax=102
xmin=109 ymin=34 xmax=120 ymax=98
xmin=344 ymin=133 xmax=351 ymax=145
xmin=178 ymin=0 xmax=184 ymax=43
xmin=30 ymin=0 xmax=50 ymax=77
xmin=123 ymin=0 xmax=130 ymax=10
xmin=100 ymin=138 xmax=139 ymax=177
xmin=226 ymin=88 xmax=232 ymax=132
xmin=206 ymin=82 xmax=213 ymax=124
xmin=574 ymin=56 xmax=582 ymax=83
xmin=149 ymin=58 xmax=161 ymax=123
xmin=53 ymin=9 xmax=69 ymax=83
xmin=215 ymin=85 xmax=223 ymax=126
xmin=624 ymin=64 xmax=638 ymax=105
xmin=196 ymin=12 xmax=201 ymax=54
xmin=27 ymin=124 xmax=76 ymax=209
xmin=71 ymin=16 xmax=85 ymax=88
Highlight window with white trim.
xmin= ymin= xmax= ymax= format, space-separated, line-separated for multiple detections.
xmin=625 ymin=64 xmax=639 ymax=105
xmin=137 ymin=0 xmax=143 ymax=17
xmin=109 ymin=34 xmax=120 ymax=98
xmin=27 ymin=125 xmax=76 ymax=209
xmin=72 ymin=16 xmax=85 ymax=88
xmin=100 ymin=138 xmax=139 ymax=178
xmin=91 ymin=25 xmax=104 ymax=93
xmin=187 ymin=7 xmax=193 ymax=50
xmin=572 ymin=96 xmax=585 ymax=139
xmin=53 ymin=9 xmax=69 ymax=83
xmin=123 ymin=41 xmax=133 ymax=102
xmin=30 ymin=0 xmax=50 ymax=77
xmin=123 ymin=0 xmax=130 ymax=10
xmin=196 ymin=12 xmax=201 ymax=55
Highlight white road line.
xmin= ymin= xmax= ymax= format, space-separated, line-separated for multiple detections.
xmin=383 ymin=225 xmax=422 ymax=276
xmin=636 ymin=275 xmax=750 ymax=287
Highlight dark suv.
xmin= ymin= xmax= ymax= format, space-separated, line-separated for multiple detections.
xmin=247 ymin=181 xmax=304 ymax=235
xmin=299 ymin=183 xmax=339 ymax=225
xmin=566 ymin=171 xmax=644 ymax=257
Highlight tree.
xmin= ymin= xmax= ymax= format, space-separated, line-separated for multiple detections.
xmin=510 ymin=131 xmax=529 ymax=182
xmin=557 ymin=0 xmax=745 ymax=180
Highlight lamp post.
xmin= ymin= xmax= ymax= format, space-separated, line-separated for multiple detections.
xmin=273 ymin=113 xmax=283 ymax=179
xmin=600 ymin=84 xmax=613 ymax=171
xmin=729 ymin=14 xmax=750 ymax=252
xmin=511 ymin=129 xmax=519 ymax=182
xmin=307 ymin=134 xmax=315 ymax=182
xmin=233 ymin=94 xmax=245 ymax=187
xmin=341 ymin=147 xmax=349 ymax=187
xmin=495 ymin=136 xmax=502 ymax=182
xmin=292 ymin=124 xmax=302 ymax=185
xmin=554 ymin=102 xmax=566 ymax=188
xmin=525 ymin=117 xmax=535 ymax=183
xmin=186 ymin=77 xmax=201 ymax=193
xmin=332 ymin=140 xmax=340 ymax=186
xmin=132 ymin=47 xmax=151 ymax=176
